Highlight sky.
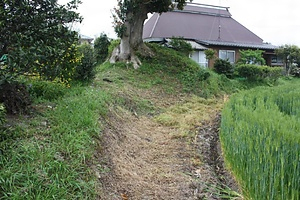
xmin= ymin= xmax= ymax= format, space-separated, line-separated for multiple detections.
xmin=58 ymin=0 xmax=300 ymax=46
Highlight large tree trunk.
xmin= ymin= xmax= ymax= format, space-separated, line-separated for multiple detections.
xmin=110 ymin=5 xmax=153 ymax=69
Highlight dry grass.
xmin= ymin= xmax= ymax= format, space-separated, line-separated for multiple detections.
xmin=98 ymin=107 xmax=195 ymax=199
xmin=155 ymin=95 xmax=224 ymax=137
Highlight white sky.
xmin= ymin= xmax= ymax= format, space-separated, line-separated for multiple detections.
xmin=58 ymin=0 xmax=300 ymax=46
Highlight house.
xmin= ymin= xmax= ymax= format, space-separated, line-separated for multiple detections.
xmin=143 ymin=3 xmax=282 ymax=68
xmin=79 ymin=34 xmax=94 ymax=45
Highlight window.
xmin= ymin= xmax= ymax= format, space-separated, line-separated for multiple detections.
xmin=190 ymin=51 xmax=208 ymax=68
xmin=219 ymin=50 xmax=235 ymax=64
xmin=271 ymin=56 xmax=283 ymax=64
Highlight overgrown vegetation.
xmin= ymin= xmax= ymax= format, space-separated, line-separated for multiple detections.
xmin=0 ymin=103 xmax=5 ymax=125
xmin=0 ymin=85 xmax=109 ymax=199
xmin=236 ymin=64 xmax=282 ymax=82
xmin=75 ymin=44 xmax=97 ymax=82
xmin=94 ymin=33 xmax=111 ymax=64
xmin=221 ymin=82 xmax=300 ymax=199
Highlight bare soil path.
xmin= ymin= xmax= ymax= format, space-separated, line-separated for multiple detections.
xmin=93 ymin=77 xmax=240 ymax=199
xmin=97 ymin=107 xmax=196 ymax=199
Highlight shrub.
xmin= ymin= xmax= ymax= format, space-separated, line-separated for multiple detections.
xmin=180 ymin=69 xmax=210 ymax=89
xmin=213 ymin=58 xmax=234 ymax=78
xmin=94 ymin=33 xmax=111 ymax=64
xmin=237 ymin=49 xmax=266 ymax=65
xmin=0 ymin=103 xmax=6 ymax=125
xmin=28 ymin=80 xmax=67 ymax=100
xmin=0 ymin=81 xmax=32 ymax=114
xmin=75 ymin=44 xmax=96 ymax=82
xmin=291 ymin=65 xmax=300 ymax=77
xmin=236 ymin=64 xmax=282 ymax=81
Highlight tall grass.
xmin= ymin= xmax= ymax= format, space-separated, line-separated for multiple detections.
xmin=0 ymin=85 xmax=109 ymax=199
xmin=221 ymin=84 xmax=300 ymax=199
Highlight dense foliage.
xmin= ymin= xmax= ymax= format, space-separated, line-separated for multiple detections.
xmin=0 ymin=103 xmax=5 ymax=125
xmin=169 ymin=37 xmax=193 ymax=56
xmin=0 ymin=81 xmax=32 ymax=114
xmin=221 ymin=84 xmax=300 ymax=199
xmin=213 ymin=58 xmax=234 ymax=78
xmin=0 ymin=0 xmax=82 ymax=114
xmin=236 ymin=64 xmax=282 ymax=81
xmin=0 ymin=0 xmax=82 ymax=82
xmin=94 ymin=33 xmax=111 ymax=64
xmin=75 ymin=44 xmax=96 ymax=82
xmin=276 ymin=44 xmax=300 ymax=75
xmin=237 ymin=49 xmax=266 ymax=65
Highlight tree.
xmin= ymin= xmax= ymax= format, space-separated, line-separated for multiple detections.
xmin=94 ymin=33 xmax=111 ymax=64
xmin=169 ymin=37 xmax=193 ymax=56
xmin=0 ymin=0 xmax=82 ymax=82
xmin=0 ymin=0 xmax=82 ymax=114
xmin=276 ymin=44 xmax=300 ymax=76
xmin=110 ymin=0 xmax=192 ymax=68
xmin=237 ymin=49 xmax=266 ymax=66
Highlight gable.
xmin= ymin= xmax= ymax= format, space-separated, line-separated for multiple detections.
xmin=143 ymin=4 xmax=264 ymax=45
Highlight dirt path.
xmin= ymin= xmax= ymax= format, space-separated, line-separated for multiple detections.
xmin=94 ymin=104 xmax=241 ymax=200
xmin=97 ymin=107 xmax=196 ymax=199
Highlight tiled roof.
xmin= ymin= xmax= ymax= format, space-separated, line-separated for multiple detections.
xmin=143 ymin=3 xmax=265 ymax=46
xmin=197 ymin=40 xmax=278 ymax=50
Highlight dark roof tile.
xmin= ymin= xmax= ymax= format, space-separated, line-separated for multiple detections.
xmin=143 ymin=4 xmax=264 ymax=45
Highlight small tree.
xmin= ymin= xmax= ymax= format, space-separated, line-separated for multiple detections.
xmin=276 ymin=44 xmax=300 ymax=76
xmin=94 ymin=33 xmax=111 ymax=64
xmin=237 ymin=49 xmax=266 ymax=65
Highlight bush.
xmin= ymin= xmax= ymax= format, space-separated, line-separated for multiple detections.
xmin=180 ymin=69 xmax=210 ymax=89
xmin=213 ymin=58 xmax=234 ymax=78
xmin=75 ymin=44 xmax=96 ymax=82
xmin=28 ymin=80 xmax=67 ymax=100
xmin=0 ymin=81 xmax=32 ymax=114
xmin=0 ymin=103 xmax=6 ymax=125
xmin=291 ymin=65 xmax=300 ymax=77
xmin=94 ymin=33 xmax=111 ymax=64
xmin=236 ymin=64 xmax=282 ymax=81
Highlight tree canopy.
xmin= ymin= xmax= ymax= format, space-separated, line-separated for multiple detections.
xmin=276 ymin=44 xmax=300 ymax=75
xmin=0 ymin=0 xmax=82 ymax=81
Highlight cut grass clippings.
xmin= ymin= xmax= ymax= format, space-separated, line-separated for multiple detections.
xmin=155 ymin=95 xmax=225 ymax=138
xmin=0 ymin=85 xmax=109 ymax=199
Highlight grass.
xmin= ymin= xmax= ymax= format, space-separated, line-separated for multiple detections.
xmin=0 ymin=85 xmax=110 ymax=199
xmin=220 ymin=80 xmax=300 ymax=200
